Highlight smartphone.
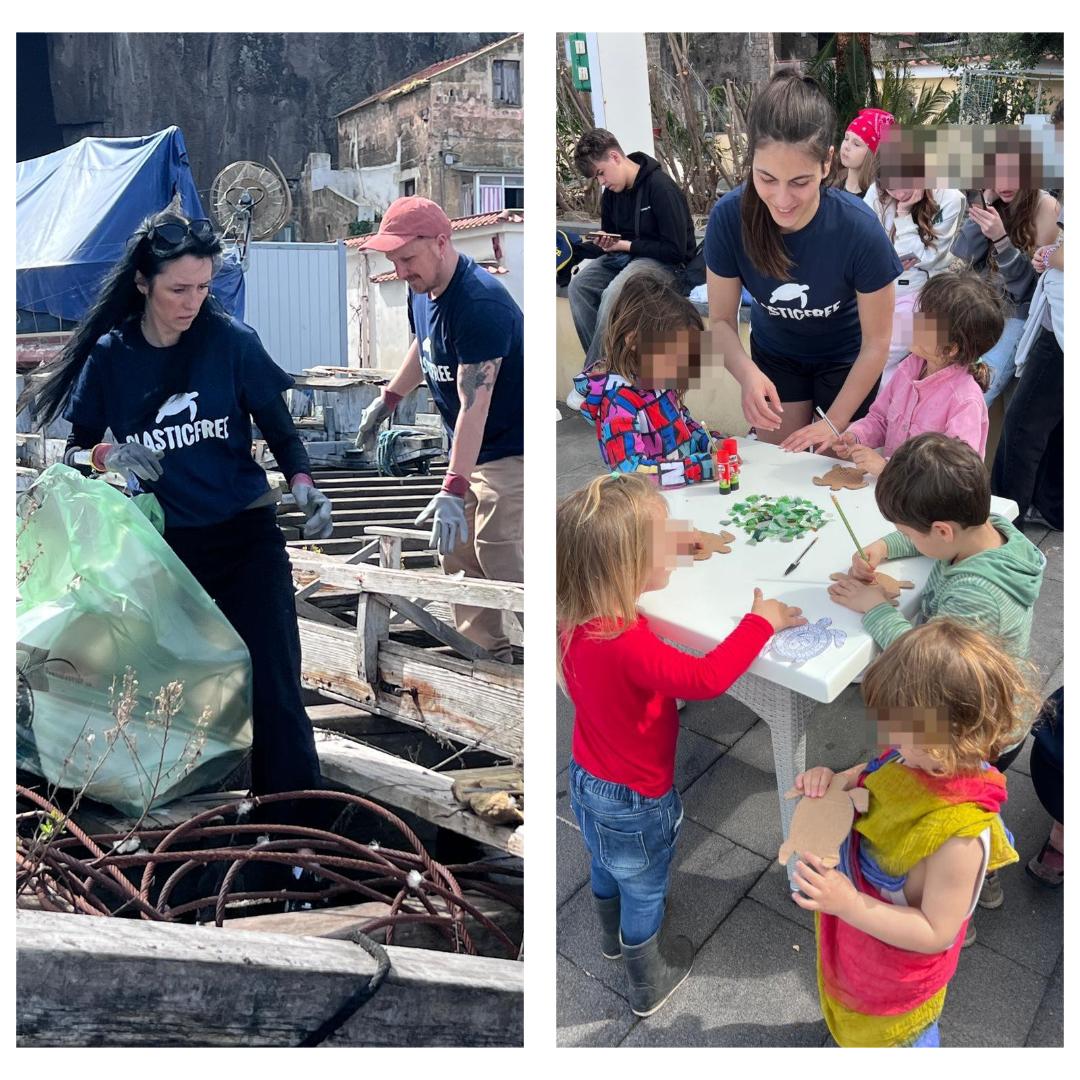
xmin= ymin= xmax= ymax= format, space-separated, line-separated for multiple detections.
xmin=978 ymin=192 xmax=988 ymax=210
xmin=585 ymin=231 xmax=621 ymax=242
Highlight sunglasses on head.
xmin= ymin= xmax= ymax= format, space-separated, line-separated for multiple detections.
xmin=147 ymin=218 xmax=217 ymax=252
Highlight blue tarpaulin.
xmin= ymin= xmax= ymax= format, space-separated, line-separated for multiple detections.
xmin=16 ymin=126 xmax=244 ymax=323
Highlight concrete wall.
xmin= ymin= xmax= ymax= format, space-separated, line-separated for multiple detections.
xmin=338 ymin=38 xmax=524 ymax=221
xmin=588 ymin=34 xmax=654 ymax=156
xmin=345 ymin=221 xmax=523 ymax=369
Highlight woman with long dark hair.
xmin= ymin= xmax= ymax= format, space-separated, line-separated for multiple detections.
xmin=864 ymin=162 xmax=966 ymax=388
xmin=36 ymin=202 xmax=333 ymax=808
xmin=704 ymin=72 xmax=903 ymax=453
xmin=951 ymin=127 xmax=1060 ymax=405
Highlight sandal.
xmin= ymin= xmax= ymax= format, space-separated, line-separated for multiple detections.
xmin=1025 ymin=836 xmax=1064 ymax=887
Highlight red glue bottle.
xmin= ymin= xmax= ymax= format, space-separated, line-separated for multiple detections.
xmin=716 ymin=450 xmax=731 ymax=494
xmin=723 ymin=438 xmax=740 ymax=491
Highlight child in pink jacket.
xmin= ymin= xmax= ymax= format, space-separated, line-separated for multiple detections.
xmin=836 ymin=271 xmax=1003 ymax=474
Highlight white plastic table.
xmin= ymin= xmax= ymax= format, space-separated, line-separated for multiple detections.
xmin=637 ymin=439 xmax=1019 ymax=848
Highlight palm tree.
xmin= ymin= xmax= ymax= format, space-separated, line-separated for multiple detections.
xmin=809 ymin=34 xmax=951 ymax=143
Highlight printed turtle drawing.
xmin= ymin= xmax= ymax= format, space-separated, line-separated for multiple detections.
xmin=812 ymin=464 xmax=868 ymax=492
xmin=155 ymin=391 xmax=200 ymax=424
xmin=779 ymin=773 xmax=870 ymax=870
xmin=769 ymin=617 xmax=847 ymax=664
xmin=768 ymin=282 xmax=810 ymax=308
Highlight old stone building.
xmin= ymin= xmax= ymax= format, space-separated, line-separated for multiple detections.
xmin=302 ymin=34 xmax=523 ymax=240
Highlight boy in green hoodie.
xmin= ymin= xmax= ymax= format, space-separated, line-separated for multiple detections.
xmin=828 ymin=431 xmax=1046 ymax=925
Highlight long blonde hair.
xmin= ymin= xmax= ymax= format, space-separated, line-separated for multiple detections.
xmin=556 ymin=474 xmax=665 ymax=676
xmin=831 ymin=148 xmax=878 ymax=198
xmin=862 ymin=619 xmax=1041 ymax=775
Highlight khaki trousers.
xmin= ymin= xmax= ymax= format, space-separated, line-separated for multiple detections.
xmin=442 ymin=454 xmax=523 ymax=662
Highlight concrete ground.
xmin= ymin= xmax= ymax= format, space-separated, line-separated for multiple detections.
xmin=554 ymin=406 xmax=1064 ymax=1048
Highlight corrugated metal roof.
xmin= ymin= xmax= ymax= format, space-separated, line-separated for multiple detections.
xmin=346 ymin=209 xmax=523 ymax=250
xmin=336 ymin=34 xmax=522 ymax=117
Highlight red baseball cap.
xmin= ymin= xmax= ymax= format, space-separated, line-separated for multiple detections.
xmin=363 ymin=196 xmax=452 ymax=252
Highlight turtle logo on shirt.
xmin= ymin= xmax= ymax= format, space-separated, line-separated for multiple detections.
xmin=155 ymin=391 xmax=200 ymax=424
xmin=768 ymin=283 xmax=810 ymax=308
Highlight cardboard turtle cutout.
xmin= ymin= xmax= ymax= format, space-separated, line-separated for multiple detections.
xmin=812 ymin=465 xmax=869 ymax=492
xmin=829 ymin=570 xmax=913 ymax=600
xmin=692 ymin=529 xmax=736 ymax=559
xmin=779 ymin=773 xmax=870 ymax=869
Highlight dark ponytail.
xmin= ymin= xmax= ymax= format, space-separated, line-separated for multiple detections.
xmin=741 ymin=72 xmax=836 ymax=281
xmin=30 ymin=202 xmax=224 ymax=427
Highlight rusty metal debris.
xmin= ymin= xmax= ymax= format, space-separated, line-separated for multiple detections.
xmin=15 ymin=785 xmax=521 ymax=958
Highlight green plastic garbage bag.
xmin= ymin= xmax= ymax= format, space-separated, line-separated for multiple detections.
xmin=16 ymin=464 xmax=253 ymax=816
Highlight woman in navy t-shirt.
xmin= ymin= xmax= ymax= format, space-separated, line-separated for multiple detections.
xmin=704 ymin=73 xmax=902 ymax=453
xmin=34 ymin=205 xmax=334 ymax=813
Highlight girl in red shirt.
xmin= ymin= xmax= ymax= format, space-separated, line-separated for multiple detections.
xmin=557 ymin=472 xmax=805 ymax=1016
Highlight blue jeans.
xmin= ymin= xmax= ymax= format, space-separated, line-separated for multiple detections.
xmin=568 ymin=758 xmax=683 ymax=946
xmin=981 ymin=316 xmax=1026 ymax=406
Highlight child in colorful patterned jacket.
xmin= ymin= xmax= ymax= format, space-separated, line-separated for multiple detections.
xmin=567 ymin=272 xmax=715 ymax=487
xmin=791 ymin=619 xmax=1039 ymax=1047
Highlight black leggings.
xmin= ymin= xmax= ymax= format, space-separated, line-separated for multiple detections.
xmin=165 ymin=507 xmax=322 ymax=796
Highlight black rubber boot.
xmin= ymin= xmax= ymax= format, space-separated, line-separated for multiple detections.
xmin=621 ymin=917 xmax=694 ymax=1016
xmin=594 ymin=895 xmax=621 ymax=959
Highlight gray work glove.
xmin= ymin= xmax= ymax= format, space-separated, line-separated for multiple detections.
xmin=415 ymin=492 xmax=469 ymax=557
xmin=292 ymin=481 xmax=334 ymax=540
xmin=354 ymin=395 xmax=394 ymax=454
xmin=100 ymin=442 xmax=164 ymax=481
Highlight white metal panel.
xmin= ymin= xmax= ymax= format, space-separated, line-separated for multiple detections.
xmin=243 ymin=241 xmax=348 ymax=374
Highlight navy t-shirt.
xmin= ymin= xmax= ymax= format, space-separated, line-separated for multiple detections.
xmin=64 ymin=313 xmax=292 ymax=528
xmin=705 ymin=185 xmax=902 ymax=363
xmin=411 ymin=254 xmax=524 ymax=464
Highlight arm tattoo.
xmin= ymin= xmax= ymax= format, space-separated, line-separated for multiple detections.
xmin=459 ymin=357 xmax=502 ymax=411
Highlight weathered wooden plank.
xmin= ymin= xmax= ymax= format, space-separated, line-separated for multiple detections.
xmin=355 ymin=594 xmax=389 ymax=692
xmin=389 ymin=595 xmax=498 ymax=664
xmin=298 ymin=621 xmax=523 ymax=762
xmin=288 ymin=553 xmax=525 ymax=612
xmin=314 ymin=731 xmax=523 ymax=856
xmin=16 ymin=911 xmax=523 ymax=1047
xmin=364 ymin=525 xmax=432 ymax=541
xmin=223 ymin=895 xmax=523 ymax=956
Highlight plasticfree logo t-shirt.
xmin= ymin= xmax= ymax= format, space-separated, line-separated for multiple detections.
xmin=410 ymin=254 xmax=524 ymax=465
xmin=64 ymin=313 xmax=293 ymax=528
xmin=705 ymin=184 xmax=902 ymax=363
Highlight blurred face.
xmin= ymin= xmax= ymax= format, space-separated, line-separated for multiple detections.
xmin=643 ymin=504 xmax=694 ymax=593
xmin=638 ymin=327 xmax=702 ymax=388
xmin=590 ymin=150 xmax=628 ymax=192
xmin=387 ymin=235 xmax=449 ymax=293
xmin=751 ymin=142 xmax=831 ymax=232
xmin=874 ymin=707 xmax=951 ymax=774
xmin=993 ymin=153 xmax=1022 ymax=203
xmin=910 ymin=310 xmax=953 ymax=365
xmin=839 ymin=130 xmax=869 ymax=170
xmin=139 ymin=255 xmax=212 ymax=336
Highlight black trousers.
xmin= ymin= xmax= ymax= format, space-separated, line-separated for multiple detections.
xmin=992 ymin=326 xmax=1063 ymax=530
xmin=165 ymin=507 xmax=322 ymax=796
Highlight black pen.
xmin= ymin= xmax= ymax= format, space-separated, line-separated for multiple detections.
xmin=783 ymin=536 xmax=819 ymax=576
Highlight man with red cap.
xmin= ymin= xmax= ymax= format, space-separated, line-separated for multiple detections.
xmin=355 ymin=196 xmax=523 ymax=662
